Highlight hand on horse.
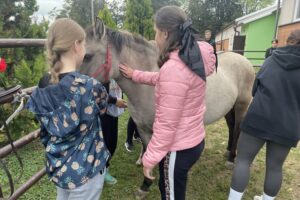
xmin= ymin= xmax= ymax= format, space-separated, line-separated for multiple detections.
xmin=143 ymin=166 xmax=155 ymax=180
xmin=116 ymin=98 xmax=127 ymax=108
xmin=119 ymin=63 xmax=134 ymax=79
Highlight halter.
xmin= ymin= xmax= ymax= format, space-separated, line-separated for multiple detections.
xmin=91 ymin=43 xmax=112 ymax=82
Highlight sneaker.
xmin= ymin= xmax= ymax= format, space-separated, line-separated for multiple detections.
xmin=133 ymin=135 xmax=142 ymax=143
xmin=253 ymin=195 xmax=262 ymax=200
xmin=105 ymin=171 xmax=117 ymax=185
xmin=125 ymin=142 xmax=134 ymax=152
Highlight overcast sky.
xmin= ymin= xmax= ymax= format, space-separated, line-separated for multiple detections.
xmin=35 ymin=0 xmax=63 ymax=21
xmin=34 ymin=0 xmax=118 ymax=22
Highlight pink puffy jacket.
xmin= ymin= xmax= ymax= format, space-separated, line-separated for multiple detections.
xmin=132 ymin=42 xmax=216 ymax=168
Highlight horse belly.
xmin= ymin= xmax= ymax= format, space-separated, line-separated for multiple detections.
xmin=204 ymin=72 xmax=238 ymax=125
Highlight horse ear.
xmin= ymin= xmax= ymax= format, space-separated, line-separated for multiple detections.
xmin=95 ymin=17 xmax=106 ymax=39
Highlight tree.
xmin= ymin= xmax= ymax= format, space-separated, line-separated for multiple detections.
xmin=56 ymin=0 xmax=103 ymax=28
xmin=188 ymin=0 xmax=243 ymax=36
xmin=105 ymin=0 xmax=126 ymax=28
xmin=124 ymin=0 xmax=154 ymax=39
xmin=239 ymin=0 xmax=276 ymax=15
xmin=0 ymin=0 xmax=48 ymax=88
xmin=151 ymin=0 xmax=181 ymax=13
xmin=0 ymin=0 xmax=47 ymax=140
xmin=98 ymin=4 xmax=117 ymax=29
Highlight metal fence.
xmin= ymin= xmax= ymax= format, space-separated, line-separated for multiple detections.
xmin=0 ymin=38 xmax=45 ymax=199
xmin=0 ymin=86 xmax=44 ymax=200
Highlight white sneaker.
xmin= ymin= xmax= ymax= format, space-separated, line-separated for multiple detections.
xmin=253 ymin=195 xmax=263 ymax=200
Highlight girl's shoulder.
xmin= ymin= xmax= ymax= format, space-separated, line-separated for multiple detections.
xmin=62 ymin=72 xmax=99 ymax=89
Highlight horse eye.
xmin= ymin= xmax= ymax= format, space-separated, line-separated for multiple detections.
xmin=83 ymin=54 xmax=94 ymax=62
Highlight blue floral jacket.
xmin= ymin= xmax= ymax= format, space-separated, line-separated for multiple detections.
xmin=26 ymin=72 xmax=110 ymax=189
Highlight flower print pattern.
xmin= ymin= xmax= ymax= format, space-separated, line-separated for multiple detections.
xmin=84 ymin=106 xmax=93 ymax=114
xmin=87 ymin=155 xmax=94 ymax=163
xmin=71 ymin=162 xmax=80 ymax=170
xmin=80 ymin=87 xmax=86 ymax=95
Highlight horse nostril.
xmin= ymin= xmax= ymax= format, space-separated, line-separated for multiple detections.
xmin=83 ymin=54 xmax=94 ymax=62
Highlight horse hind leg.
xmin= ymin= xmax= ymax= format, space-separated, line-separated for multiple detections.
xmin=225 ymin=108 xmax=235 ymax=158
xmin=227 ymin=100 xmax=249 ymax=165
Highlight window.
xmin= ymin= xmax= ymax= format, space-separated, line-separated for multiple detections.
xmin=295 ymin=0 xmax=300 ymax=20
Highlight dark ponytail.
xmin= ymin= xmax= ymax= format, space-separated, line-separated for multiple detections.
xmin=155 ymin=6 xmax=206 ymax=81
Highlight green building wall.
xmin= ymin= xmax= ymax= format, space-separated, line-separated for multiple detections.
xmin=242 ymin=13 xmax=276 ymax=66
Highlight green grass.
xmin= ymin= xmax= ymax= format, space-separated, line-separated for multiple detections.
xmin=1 ymin=110 xmax=299 ymax=200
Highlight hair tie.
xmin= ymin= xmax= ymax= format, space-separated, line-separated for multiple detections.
xmin=178 ymin=19 xmax=206 ymax=81
xmin=179 ymin=20 xmax=192 ymax=33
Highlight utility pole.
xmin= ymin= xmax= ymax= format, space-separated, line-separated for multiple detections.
xmin=91 ymin=0 xmax=95 ymax=37
xmin=274 ymin=0 xmax=281 ymax=39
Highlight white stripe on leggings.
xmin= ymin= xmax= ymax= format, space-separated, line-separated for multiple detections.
xmin=168 ymin=151 xmax=176 ymax=200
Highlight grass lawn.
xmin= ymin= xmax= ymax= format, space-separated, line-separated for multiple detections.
xmin=1 ymin=110 xmax=299 ymax=200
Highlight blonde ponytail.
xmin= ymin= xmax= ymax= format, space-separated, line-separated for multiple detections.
xmin=46 ymin=18 xmax=85 ymax=84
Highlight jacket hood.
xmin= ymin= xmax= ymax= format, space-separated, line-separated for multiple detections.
xmin=272 ymin=44 xmax=300 ymax=70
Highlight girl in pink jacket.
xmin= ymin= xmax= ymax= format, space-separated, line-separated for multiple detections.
xmin=120 ymin=6 xmax=216 ymax=200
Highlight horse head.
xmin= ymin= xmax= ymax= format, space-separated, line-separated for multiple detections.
xmin=81 ymin=18 xmax=120 ymax=83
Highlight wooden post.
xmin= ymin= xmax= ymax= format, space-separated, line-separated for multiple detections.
xmin=0 ymin=39 xmax=46 ymax=48
xmin=8 ymin=168 xmax=46 ymax=200
xmin=0 ymin=129 xmax=40 ymax=159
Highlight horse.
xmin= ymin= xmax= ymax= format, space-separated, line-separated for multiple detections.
xmin=80 ymin=19 xmax=255 ymax=198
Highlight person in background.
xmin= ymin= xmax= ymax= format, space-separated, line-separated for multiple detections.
xmin=205 ymin=29 xmax=218 ymax=67
xmin=265 ymin=39 xmax=278 ymax=59
xmin=228 ymin=30 xmax=300 ymax=200
xmin=125 ymin=116 xmax=141 ymax=152
xmin=101 ymin=79 xmax=126 ymax=185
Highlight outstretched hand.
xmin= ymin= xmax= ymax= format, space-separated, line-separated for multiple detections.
xmin=143 ymin=166 xmax=155 ymax=180
xmin=116 ymin=98 xmax=127 ymax=108
xmin=119 ymin=63 xmax=134 ymax=79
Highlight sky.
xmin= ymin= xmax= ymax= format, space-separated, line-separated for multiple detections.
xmin=34 ymin=0 xmax=119 ymax=21
xmin=35 ymin=0 xmax=63 ymax=21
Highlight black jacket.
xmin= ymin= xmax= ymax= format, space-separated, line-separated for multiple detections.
xmin=206 ymin=39 xmax=218 ymax=68
xmin=241 ymin=45 xmax=300 ymax=147
xmin=265 ymin=47 xmax=277 ymax=59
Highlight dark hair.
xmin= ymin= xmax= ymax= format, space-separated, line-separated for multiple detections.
xmin=271 ymin=39 xmax=278 ymax=43
xmin=154 ymin=6 xmax=187 ymax=67
xmin=287 ymin=29 xmax=300 ymax=45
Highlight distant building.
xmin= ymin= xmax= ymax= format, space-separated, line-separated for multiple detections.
xmin=215 ymin=4 xmax=280 ymax=66
xmin=277 ymin=0 xmax=300 ymax=46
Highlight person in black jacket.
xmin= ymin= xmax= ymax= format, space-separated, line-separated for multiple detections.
xmin=265 ymin=39 xmax=278 ymax=59
xmin=228 ymin=29 xmax=300 ymax=200
xmin=205 ymin=29 xmax=218 ymax=68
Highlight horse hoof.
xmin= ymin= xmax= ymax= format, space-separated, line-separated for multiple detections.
xmin=225 ymin=161 xmax=235 ymax=169
xmin=136 ymin=158 xmax=142 ymax=166
xmin=223 ymin=151 xmax=230 ymax=158
xmin=135 ymin=188 xmax=149 ymax=200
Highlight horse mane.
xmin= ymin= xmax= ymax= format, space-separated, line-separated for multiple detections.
xmin=85 ymin=26 xmax=156 ymax=54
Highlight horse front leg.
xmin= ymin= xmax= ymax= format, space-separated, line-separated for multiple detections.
xmin=136 ymin=145 xmax=143 ymax=165
xmin=135 ymin=129 xmax=153 ymax=200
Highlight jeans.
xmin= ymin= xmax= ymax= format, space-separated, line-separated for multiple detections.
xmin=56 ymin=168 xmax=106 ymax=200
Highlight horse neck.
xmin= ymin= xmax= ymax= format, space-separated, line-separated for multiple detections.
xmin=113 ymin=42 xmax=157 ymax=123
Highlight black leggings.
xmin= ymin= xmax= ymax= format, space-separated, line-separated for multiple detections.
xmin=100 ymin=114 xmax=118 ymax=167
xmin=231 ymin=132 xmax=291 ymax=196
xmin=159 ymin=141 xmax=205 ymax=200
xmin=126 ymin=117 xmax=140 ymax=145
